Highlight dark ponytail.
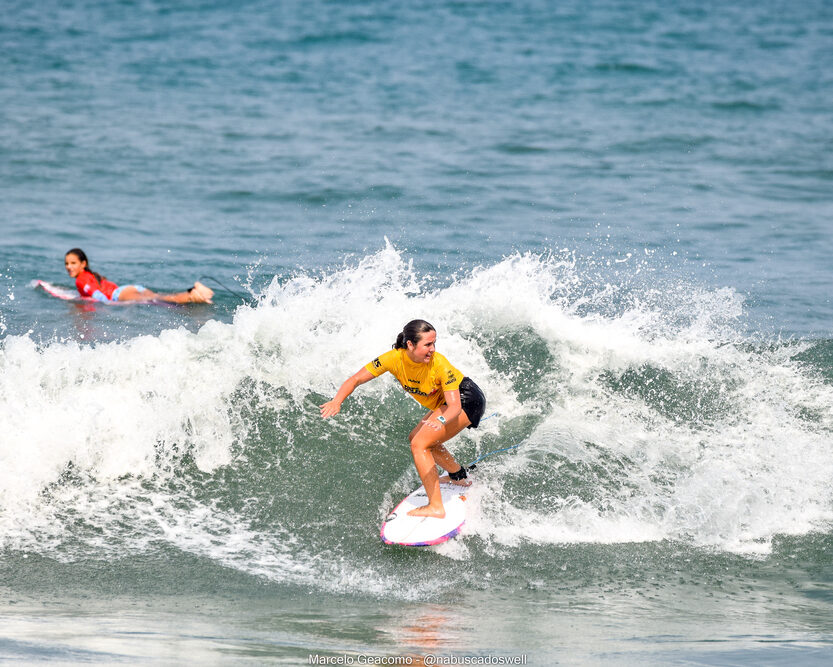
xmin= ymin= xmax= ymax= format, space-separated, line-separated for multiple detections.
xmin=393 ymin=319 xmax=436 ymax=349
xmin=66 ymin=248 xmax=105 ymax=282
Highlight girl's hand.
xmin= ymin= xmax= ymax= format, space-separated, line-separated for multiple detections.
xmin=424 ymin=419 xmax=443 ymax=432
xmin=320 ymin=368 xmax=374 ymax=419
xmin=320 ymin=400 xmax=342 ymax=418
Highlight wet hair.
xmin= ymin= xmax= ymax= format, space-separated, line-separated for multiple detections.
xmin=393 ymin=319 xmax=436 ymax=350
xmin=65 ymin=248 xmax=105 ymax=282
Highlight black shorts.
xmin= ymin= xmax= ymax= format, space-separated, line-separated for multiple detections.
xmin=459 ymin=377 xmax=486 ymax=429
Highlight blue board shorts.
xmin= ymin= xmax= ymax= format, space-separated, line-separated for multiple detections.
xmin=111 ymin=285 xmax=145 ymax=302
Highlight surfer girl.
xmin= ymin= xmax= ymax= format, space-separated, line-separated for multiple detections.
xmin=320 ymin=319 xmax=486 ymax=518
xmin=64 ymin=248 xmax=214 ymax=304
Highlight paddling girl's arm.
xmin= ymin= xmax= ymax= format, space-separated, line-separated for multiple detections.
xmin=320 ymin=368 xmax=375 ymax=418
xmin=89 ymin=290 xmax=110 ymax=303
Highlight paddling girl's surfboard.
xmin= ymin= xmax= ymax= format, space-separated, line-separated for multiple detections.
xmin=32 ymin=280 xmax=78 ymax=300
xmin=31 ymin=280 xmax=176 ymax=307
xmin=381 ymin=480 xmax=469 ymax=547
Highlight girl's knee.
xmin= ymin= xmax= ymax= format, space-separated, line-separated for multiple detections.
xmin=410 ymin=434 xmax=437 ymax=453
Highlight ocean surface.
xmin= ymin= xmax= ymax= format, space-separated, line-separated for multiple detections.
xmin=2 ymin=0 xmax=833 ymax=664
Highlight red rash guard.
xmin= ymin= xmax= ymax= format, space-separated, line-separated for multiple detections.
xmin=75 ymin=270 xmax=119 ymax=301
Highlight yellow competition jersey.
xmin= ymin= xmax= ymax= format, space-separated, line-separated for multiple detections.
xmin=365 ymin=349 xmax=463 ymax=411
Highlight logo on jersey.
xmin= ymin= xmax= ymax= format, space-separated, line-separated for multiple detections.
xmin=402 ymin=385 xmax=437 ymax=398
xmin=371 ymin=357 xmax=382 ymax=369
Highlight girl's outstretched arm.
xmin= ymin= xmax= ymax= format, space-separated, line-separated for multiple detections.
xmin=320 ymin=367 xmax=375 ymax=418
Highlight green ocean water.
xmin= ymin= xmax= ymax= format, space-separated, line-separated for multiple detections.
xmin=2 ymin=0 xmax=833 ymax=664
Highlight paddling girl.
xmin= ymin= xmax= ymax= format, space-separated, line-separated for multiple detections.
xmin=65 ymin=248 xmax=214 ymax=304
xmin=320 ymin=319 xmax=486 ymax=518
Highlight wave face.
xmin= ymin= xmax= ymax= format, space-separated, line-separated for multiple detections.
xmin=2 ymin=244 xmax=833 ymax=598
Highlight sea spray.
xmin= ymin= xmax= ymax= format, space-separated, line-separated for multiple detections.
xmin=2 ymin=245 xmax=832 ymax=601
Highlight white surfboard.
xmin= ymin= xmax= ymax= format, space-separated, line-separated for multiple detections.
xmin=32 ymin=279 xmax=78 ymax=300
xmin=381 ymin=480 xmax=470 ymax=547
xmin=31 ymin=280 xmax=175 ymax=307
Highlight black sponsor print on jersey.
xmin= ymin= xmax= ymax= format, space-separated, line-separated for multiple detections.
xmin=372 ymin=357 xmax=382 ymax=369
xmin=402 ymin=385 xmax=437 ymax=398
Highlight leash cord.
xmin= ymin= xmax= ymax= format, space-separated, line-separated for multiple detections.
xmin=463 ymin=412 xmax=520 ymax=468
xmin=467 ymin=444 xmax=520 ymax=469
xmin=197 ymin=276 xmax=252 ymax=302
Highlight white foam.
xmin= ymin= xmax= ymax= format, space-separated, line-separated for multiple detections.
xmin=452 ymin=255 xmax=833 ymax=555
xmin=2 ymin=242 xmax=832 ymax=577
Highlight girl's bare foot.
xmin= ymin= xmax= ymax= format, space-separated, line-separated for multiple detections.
xmin=439 ymin=472 xmax=472 ymax=487
xmin=189 ymin=282 xmax=214 ymax=303
xmin=407 ymin=504 xmax=446 ymax=519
